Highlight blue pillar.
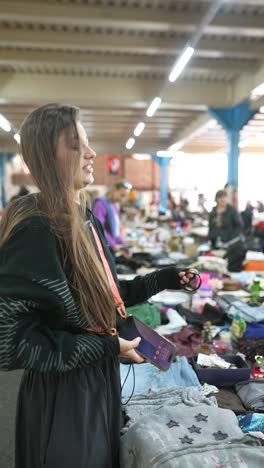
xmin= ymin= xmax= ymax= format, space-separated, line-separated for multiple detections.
xmin=227 ymin=130 xmax=239 ymax=188
xmin=209 ymin=100 xmax=257 ymax=206
xmin=7 ymin=152 xmax=14 ymax=163
xmin=0 ymin=153 xmax=6 ymax=209
xmin=152 ymin=156 xmax=172 ymax=213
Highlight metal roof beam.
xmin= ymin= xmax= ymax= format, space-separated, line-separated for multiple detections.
xmin=0 ymin=49 xmax=257 ymax=74
xmin=0 ymin=72 xmax=231 ymax=108
xmin=168 ymin=113 xmax=214 ymax=150
xmin=167 ymin=65 xmax=264 ymax=150
xmin=0 ymin=29 xmax=263 ymax=59
xmin=233 ymin=63 xmax=264 ymax=104
xmin=0 ymin=2 xmax=263 ymax=37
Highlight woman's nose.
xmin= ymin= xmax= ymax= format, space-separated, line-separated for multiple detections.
xmin=85 ymin=146 xmax=96 ymax=159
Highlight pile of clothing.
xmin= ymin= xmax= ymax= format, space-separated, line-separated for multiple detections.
xmin=120 ymin=381 xmax=264 ymax=468
xmin=120 ymin=295 xmax=264 ymax=467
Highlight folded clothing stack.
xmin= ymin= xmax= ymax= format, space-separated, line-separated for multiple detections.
xmin=120 ymin=357 xmax=201 ymax=399
xmin=235 ymin=380 xmax=264 ymax=412
xmin=120 ymin=387 xmax=264 ymax=468
xmin=164 ymin=326 xmax=202 ymax=358
xmin=228 ymin=301 xmax=264 ymax=323
xmin=212 ymin=388 xmax=248 ymax=414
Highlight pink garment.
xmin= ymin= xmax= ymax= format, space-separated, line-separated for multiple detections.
xmin=165 ymin=326 xmax=202 ymax=358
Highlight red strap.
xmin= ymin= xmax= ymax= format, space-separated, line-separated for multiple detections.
xmin=85 ymin=325 xmax=117 ymax=336
xmin=90 ymin=224 xmax=127 ymax=319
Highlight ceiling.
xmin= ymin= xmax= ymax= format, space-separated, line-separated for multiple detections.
xmin=0 ymin=0 xmax=264 ymax=155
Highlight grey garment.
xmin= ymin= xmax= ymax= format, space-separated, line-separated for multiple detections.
xmin=122 ymin=387 xmax=216 ymax=431
xmin=235 ymin=380 xmax=264 ymax=412
xmin=228 ymin=301 xmax=264 ymax=323
xmin=120 ymin=399 xmax=264 ymax=468
xmin=121 ymin=433 xmax=264 ymax=468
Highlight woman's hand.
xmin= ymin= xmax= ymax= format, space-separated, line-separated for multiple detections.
xmin=178 ymin=271 xmax=189 ymax=285
xmin=157 ymin=266 xmax=201 ymax=292
xmin=178 ymin=270 xmax=194 ymax=286
xmin=178 ymin=268 xmax=201 ymax=291
xmin=118 ymin=337 xmax=145 ymax=363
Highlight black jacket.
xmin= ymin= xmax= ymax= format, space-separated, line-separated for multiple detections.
xmin=0 ymin=202 xmax=181 ymax=372
xmin=209 ymin=204 xmax=243 ymax=247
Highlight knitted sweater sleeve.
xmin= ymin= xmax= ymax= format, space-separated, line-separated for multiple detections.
xmin=0 ymin=217 xmax=119 ymax=372
xmin=119 ymin=267 xmax=184 ymax=307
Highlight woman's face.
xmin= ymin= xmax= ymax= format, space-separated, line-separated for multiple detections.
xmin=217 ymin=195 xmax=227 ymax=209
xmin=56 ymin=121 xmax=96 ymax=189
xmin=113 ymin=187 xmax=129 ymax=203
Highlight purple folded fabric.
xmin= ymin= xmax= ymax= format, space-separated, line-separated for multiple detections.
xmin=165 ymin=326 xmax=202 ymax=358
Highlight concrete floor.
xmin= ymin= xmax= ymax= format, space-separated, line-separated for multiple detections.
xmin=0 ymin=371 xmax=22 ymax=468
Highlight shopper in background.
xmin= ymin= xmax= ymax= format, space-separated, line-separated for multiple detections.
xmin=0 ymin=103 xmax=193 ymax=468
xmin=208 ymin=189 xmax=246 ymax=271
xmin=241 ymin=201 xmax=254 ymax=236
xmin=92 ymin=180 xmax=132 ymax=253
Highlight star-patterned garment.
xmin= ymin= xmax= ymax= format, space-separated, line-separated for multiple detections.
xmin=167 ymin=420 xmax=180 ymax=428
xmin=195 ymin=413 xmax=208 ymax=422
xmin=188 ymin=425 xmax=201 ymax=434
xmin=179 ymin=435 xmax=193 ymax=444
xmin=120 ymin=393 xmax=250 ymax=468
xmin=213 ymin=430 xmax=228 ymax=441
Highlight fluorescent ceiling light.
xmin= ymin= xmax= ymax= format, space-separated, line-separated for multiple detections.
xmin=133 ymin=122 xmax=145 ymax=137
xmin=168 ymin=141 xmax=183 ymax=151
xmin=251 ymin=82 xmax=264 ymax=100
xmin=157 ymin=150 xmax=184 ymax=157
xmin=132 ymin=153 xmax=151 ymax=160
xmin=146 ymin=97 xmax=161 ymax=117
xmin=0 ymin=113 xmax=11 ymax=132
xmin=126 ymin=137 xmax=135 ymax=150
xmin=169 ymin=47 xmax=194 ymax=83
xmin=14 ymin=133 xmax=21 ymax=144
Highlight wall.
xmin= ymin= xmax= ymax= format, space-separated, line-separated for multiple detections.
xmin=124 ymin=157 xmax=160 ymax=190
xmin=93 ymin=154 xmax=161 ymax=190
xmin=6 ymin=155 xmax=162 ymax=203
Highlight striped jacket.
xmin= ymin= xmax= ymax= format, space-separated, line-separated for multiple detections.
xmin=0 ymin=209 xmax=168 ymax=373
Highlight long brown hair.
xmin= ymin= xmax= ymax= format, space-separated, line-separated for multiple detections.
xmin=0 ymin=103 xmax=116 ymax=330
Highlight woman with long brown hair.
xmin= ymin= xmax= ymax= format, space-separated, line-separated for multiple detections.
xmin=0 ymin=103 xmax=192 ymax=468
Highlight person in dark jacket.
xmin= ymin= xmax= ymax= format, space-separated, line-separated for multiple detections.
xmin=0 ymin=103 xmax=193 ymax=468
xmin=208 ymin=190 xmax=246 ymax=271
xmin=241 ymin=201 xmax=254 ymax=236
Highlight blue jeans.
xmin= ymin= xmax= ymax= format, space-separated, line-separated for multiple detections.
xmin=120 ymin=357 xmax=200 ymax=398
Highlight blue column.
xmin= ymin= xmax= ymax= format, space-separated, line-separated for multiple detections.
xmin=152 ymin=156 xmax=172 ymax=213
xmin=227 ymin=130 xmax=239 ymax=188
xmin=7 ymin=152 xmax=14 ymax=163
xmin=209 ymin=101 xmax=257 ymax=206
xmin=0 ymin=153 xmax=6 ymax=209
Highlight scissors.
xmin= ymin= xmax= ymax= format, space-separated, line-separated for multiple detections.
xmin=182 ymin=268 xmax=202 ymax=292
